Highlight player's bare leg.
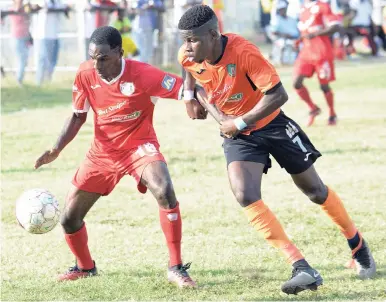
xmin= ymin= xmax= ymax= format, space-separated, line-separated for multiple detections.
xmin=291 ymin=165 xmax=376 ymax=279
xmin=228 ymin=161 xmax=322 ymax=295
xmin=320 ymin=84 xmax=337 ymax=125
xmin=58 ymin=185 xmax=100 ymax=281
xmin=141 ymin=161 xmax=196 ymax=288
xmin=294 ymin=75 xmax=321 ymax=127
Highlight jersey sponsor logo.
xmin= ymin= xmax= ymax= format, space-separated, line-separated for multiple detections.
xmin=72 ymin=85 xmax=78 ymax=92
xmin=226 ymin=64 xmax=236 ymax=77
xmin=120 ymin=82 xmax=135 ymax=96
xmin=208 ymin=84 xmax=232 ymax=102
xmin=227 ymin=93 xmax=243 ymax=102
xmin=110 ymin=110 xmax=141 ymax=122
xmin=161 ymin=74 xmax=176 ymax=91
xmin=91 ymin=84 xmax=101 ymax=90
xmin=196 ymin=68 xmax=206 ymax=74
xmin=97 ymin=100 xmax=127 ymax=116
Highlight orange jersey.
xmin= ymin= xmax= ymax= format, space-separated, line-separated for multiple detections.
xmin=178 ymin=33 xmax=281 ymax=133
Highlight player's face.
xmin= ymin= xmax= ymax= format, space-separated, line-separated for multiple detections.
xmin=182 ymin=31 xmax=217 ymax=64
xmin=89 ymin=43 xmax=123 ymax=81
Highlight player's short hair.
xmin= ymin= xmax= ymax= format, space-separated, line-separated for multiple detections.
xmin=90 ymin=26 xmax=122 ymax=49
xmin=178 ymin=5 xmax=217 ymax=30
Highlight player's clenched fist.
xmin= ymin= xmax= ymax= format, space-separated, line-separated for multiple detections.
xmin=185 ymin=99 xmax=207 ymax=120
xmin=34 ymin=149 xmax=60 ymax=169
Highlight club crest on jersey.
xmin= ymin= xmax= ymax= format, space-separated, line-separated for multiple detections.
xmin=227 ymin=64 xmax=236 ymax=77
xmin=227 ymin=93 xmax=243 ymax=102
xmin=161 ymin=75 xmax=176 ymax=91
xmin=120 ymin=82 xmax=135 ymax=96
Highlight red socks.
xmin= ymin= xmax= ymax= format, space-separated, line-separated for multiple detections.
xmin=324 ymin=90 xmax=336 ymax=116
xmin=64 ymin=223 xmax=94 ymax=270
xmin=159 ymin=202 xmax=182 ymax=267
xmin=296 ymin=86 xmax=317 ymax=111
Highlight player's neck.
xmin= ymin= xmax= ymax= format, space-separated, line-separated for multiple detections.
xmin=207 ymin=36 xmax=225 ymax=65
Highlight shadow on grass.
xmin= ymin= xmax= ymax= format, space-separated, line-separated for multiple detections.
xmin=1 ymin=166 xmax=75 ymax=174
xmin=1 ymin=84 xmax=71 ymax=114
xmin=322 ymin=147 xmax=386 ymax=155
xmin=101 ymin=265 xmax=385 ymax=301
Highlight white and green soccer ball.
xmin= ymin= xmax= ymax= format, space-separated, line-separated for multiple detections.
xmin=16 ymin=189 xmax=60 ymax=234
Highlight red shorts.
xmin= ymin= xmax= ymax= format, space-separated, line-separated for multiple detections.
xmin=294 ymin=58 xmax=335 ymax=84
xmin=72 ymin=142 xmax=166 ymax=196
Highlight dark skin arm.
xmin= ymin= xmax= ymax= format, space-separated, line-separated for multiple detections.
xmin=220 ymin=85 xmax=288 ymax=138
xmin=34 ymin=112 xmax=87 ymax=169
xmin=183 ymin=70 xmax=208 ymax=120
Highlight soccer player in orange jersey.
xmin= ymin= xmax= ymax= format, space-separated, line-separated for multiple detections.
xmin=34 ymin=26 xmax=205 ymax=287
xmin=294 ymin=0 xmax=340 ymax=126
xmin=177 ymin=5 xmax=376 ymax=295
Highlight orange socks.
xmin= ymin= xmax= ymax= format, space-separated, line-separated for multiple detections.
xmin=244 ymin=200 xmax=304 ymax=264
xmin=321 ymin=187 xmax=358 ymax=239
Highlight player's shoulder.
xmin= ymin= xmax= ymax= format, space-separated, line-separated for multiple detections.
xmin=76 ymin=60 xmax=95 ymax=78
xmin=225 ymin=33 xmax=263 ymax=59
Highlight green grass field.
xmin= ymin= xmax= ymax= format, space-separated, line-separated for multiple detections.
xmin=1 ymin=58 xmax=386 ymax=301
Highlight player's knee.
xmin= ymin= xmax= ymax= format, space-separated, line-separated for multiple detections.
xmin=293 ymin=78 xmax=303 ymax=90
xmin=234 ymin=188 xmax=261 ymax=207
xmin=151 ymin=180 xmax=177 ymax=209
xmin=60 ymin=211 xmax=83 ymax=234
xmin=320 ymin=84 xmax=330 ymax=93
xmin=304 ymin=184 xmax=328 ymax=205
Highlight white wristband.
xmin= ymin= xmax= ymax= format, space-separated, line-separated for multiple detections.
xmin=183 ymin=90 xmax=195 ymax=101
xmin=233 ymin=117 xmax=248 ymax=130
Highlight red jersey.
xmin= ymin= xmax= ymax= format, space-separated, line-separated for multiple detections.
xmin=298 ymin=1 xmax=339 ymax=62
xmin=72 ymin=59 xmax=183 ymax=152
xmin=179 ymin=34 xmax=281 ymax=133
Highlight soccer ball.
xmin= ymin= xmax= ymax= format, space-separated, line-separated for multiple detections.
xmin=16 ymin=189 xmax=60 ymax=234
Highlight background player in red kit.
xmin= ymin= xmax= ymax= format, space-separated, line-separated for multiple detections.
xmin=34 ymin=26 xmax=204 ymax=287
xmin=293 ymin=0 xmax=340 ymax=126
xmin=178 ymin=5 xmax=376 ymax=295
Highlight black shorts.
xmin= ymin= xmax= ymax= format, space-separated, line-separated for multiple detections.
xmin=223 ymin=111 xmax=322 ymax=174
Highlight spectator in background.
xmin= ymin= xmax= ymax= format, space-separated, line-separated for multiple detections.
xmin=372 ymin=0 xmax=386 ymax=52
xmin=131 ymin=0 xmax=165 ymax=63
xmin=270 ymin=0 xmax=299 ymax=65
xmin=110 ymin=6 xmax=140 ymax=58
xmin=260 ymin=0 xmax=273 ymax=43
xmin=346 ymin=0 xmax=377 ymax=56
xmin=32 ymin=0 xmax=70 ymax=86
xmin=8 ymin=0 xmax=40 ymax=86
xmin=81 ymin=0 xmax=117 ymax=60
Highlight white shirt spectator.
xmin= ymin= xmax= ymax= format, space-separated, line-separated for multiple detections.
xmin=350 ymin=0 xmax=372 ymax=27
xmin=32 ymin=0 xmax=65 ymax=39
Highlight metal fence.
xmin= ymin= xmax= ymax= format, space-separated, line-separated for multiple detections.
xmin=0 ymin=0 xmax=261 ymax=73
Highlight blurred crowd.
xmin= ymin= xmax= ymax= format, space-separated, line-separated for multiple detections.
xmin=262 ymin=0 xmax=386 ymax=65
xmin=1 ymin=0 xmax=385 ymax=86
xmin=1 ymin=0 xmax=225 ymax=86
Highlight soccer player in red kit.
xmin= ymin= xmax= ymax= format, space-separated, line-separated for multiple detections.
xmin=34 ymin=26 xmax=205 ymax=287
xmin=293 ymin=0 xmax=340 ymax=126
xmin=178 ymin=5 xmax=376 ymax=295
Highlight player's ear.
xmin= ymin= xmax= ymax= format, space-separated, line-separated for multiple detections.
xmin=119 ymin=47 xmax=124 ymax=58
xmin=209 ymin=29 xmax=220 ymax=41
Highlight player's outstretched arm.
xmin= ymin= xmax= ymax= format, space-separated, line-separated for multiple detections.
xmin=34 ymin=112 xmax=87 ymax=169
